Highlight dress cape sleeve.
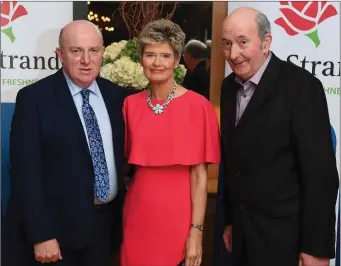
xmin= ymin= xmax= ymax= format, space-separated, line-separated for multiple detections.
xmin=124 ymin=92 xmax=221 ymax=166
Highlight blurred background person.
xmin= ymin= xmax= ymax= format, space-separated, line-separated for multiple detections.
xmin=205 ymin=40 xmax=211 ymax=72
xmin=182 ymin=39 xmax=210 ymax=99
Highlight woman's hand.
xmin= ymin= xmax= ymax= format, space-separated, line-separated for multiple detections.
xmin=185 ymin=163 xmax=207 ymax=266
xmin=185 ymin=228 xmax=203 ymax=266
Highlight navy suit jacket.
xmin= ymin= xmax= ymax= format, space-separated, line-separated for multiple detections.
xmin=4 ymin=69 xmax=129 ymax=249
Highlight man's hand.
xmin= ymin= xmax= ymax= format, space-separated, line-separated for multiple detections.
xmin=299 ymin=252 xmax=329 ymax=266
xmin=34 ymin=239 xmax=62 ymax=263
xmin=223 ymin=225 xmax=232 ymax=252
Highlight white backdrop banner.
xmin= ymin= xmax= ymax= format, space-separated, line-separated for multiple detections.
xmin=1 ymin=1 xmax=73 ymax=102
xmin=0 ymin=0 xmax=73 ymax=229
xmin=226 ymin=2 xmax=340 ymax=265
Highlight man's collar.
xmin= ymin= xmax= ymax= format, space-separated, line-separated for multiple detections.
xmin=62 ymin=70 xmax=98 ymax=96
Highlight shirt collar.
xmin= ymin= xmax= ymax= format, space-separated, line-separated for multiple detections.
xmin=235 ymin=51 xmax=272 ymax=86
xmin=63 ymin=70 xmax=98 ymax=97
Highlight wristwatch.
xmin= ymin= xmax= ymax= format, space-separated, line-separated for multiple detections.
xmin=190 ymin=223 xmax=203 ymax=232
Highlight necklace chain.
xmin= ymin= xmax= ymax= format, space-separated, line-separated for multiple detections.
xmin=146 ymin=82 xmax=177 ymax=115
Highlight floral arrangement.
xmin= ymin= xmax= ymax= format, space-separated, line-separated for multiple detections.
xmin=99 ymin=39 xmax=187 ymax=90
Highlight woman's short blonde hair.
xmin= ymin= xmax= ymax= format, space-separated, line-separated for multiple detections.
xmin=137 ymin=19 xmax=186 ymax=60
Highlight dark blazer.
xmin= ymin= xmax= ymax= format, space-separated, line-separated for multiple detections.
xmin=4 ymin=69 xmax=128 ymax=251
xmin=220 ymin=53 xmax=339 ymax=264
xmin=182 ymin=60 xmax=210 ymax=99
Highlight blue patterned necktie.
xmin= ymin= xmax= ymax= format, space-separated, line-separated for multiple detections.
xmin=81 ymin=89 xmax=109 ymax=203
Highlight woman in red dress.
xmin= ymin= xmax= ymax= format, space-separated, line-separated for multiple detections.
xmin=120 ymin=19 xmax=220 ymax=266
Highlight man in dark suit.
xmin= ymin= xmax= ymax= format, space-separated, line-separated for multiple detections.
xmin=219 ymin=7 xmax=339 ymax=266
xmin=3 ymin=20 xmax=128 ymax=266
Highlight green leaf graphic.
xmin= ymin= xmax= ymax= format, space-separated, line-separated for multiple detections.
xmin=305 ymin=29 xmax=320 ymax=48
xmin=1 ymin=27 xmax=16 ymax=43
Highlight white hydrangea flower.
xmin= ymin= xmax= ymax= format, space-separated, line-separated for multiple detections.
xmin=110 ymin=56 xmax=149 ymax=90
xmin=99 ymin=63 xmax=114 ymax=80
xmin=103 ymin=40 xmax=127 ymax=61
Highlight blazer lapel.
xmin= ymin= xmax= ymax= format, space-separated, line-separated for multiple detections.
xmin=53 ymin=70 xmax=91 ymax=158
xmin=237 ymin=54 xmax=282 ymax=127
xmin=224 ymin=76 xmax=238 ymax=129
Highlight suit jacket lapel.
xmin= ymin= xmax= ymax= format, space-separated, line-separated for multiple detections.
xmin=53 ymin=69 xmax=91 ymax=158
xmin=224 ymin=76 xmax=238 ymax=129
xmin=237 ymin=53 xmax=282 ymax=127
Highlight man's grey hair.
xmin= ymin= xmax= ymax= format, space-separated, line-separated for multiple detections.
xmin=256 ymin=11 xmax=271 ymax=41
xmin=184 ymin=39 xmax=208 ymax=59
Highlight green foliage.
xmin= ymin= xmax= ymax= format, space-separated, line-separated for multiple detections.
xmin=174 ymin=65 xmax=186 ymax=84
xmin=101 ymin=58 xmax=112 ymax=67
xmin=119 ymin=39 xmax=139 ymax=63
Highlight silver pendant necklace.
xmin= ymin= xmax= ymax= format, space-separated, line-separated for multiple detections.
xmin=146 ymin=82 xmax=177 ymax=115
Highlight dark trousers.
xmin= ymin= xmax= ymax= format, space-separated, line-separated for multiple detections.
xmin=231 ymin=209 xmax=300 ymax=266
xmin=3 ymin=202 xmax=120 ymax=266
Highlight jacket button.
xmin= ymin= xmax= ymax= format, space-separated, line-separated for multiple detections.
xmin=236 ymin=171 xmax=240 ymax=177
xmin=239 ymin=204 xmax=245 ymax=210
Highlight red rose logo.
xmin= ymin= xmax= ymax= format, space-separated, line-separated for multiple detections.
xmin=1 ymin=1 xmax=28 ymax=43
xmin=274 ymin=1 xmax=338 ymax=47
